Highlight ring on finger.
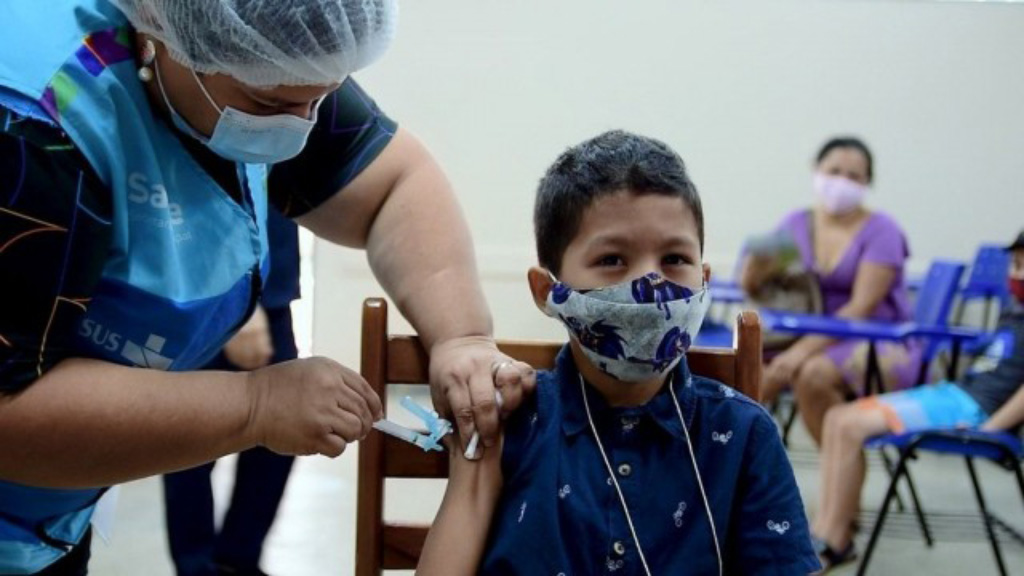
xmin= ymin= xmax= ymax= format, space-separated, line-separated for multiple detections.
xmin=491 ymin=360 xmax=515 ymax=380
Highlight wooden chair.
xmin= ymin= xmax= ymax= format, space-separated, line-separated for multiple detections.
xmin=355 ymin=297 xmax=762 ymax=576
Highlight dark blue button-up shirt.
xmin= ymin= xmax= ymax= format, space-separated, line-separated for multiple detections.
xmin=480 ymin=347 xmax=820 ymax=575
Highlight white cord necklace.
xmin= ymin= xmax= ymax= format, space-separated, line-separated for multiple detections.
xmin=579 ymin=373 xmax=723 ymax=576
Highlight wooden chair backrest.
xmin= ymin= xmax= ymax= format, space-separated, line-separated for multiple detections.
xmin=355 ymin=297 xmax=761 ymax=576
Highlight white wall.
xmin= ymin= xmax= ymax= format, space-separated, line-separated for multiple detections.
xmin=312 ymin=0 xmax=1024 ymax=365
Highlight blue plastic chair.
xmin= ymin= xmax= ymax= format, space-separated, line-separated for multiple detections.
xmin=698 ymin=277 xmax=747 ymax=349
xmin=913 ymin=261 xmax=972 ymax=384
xmin=695 ymin=318 xmax=736 ymax=348
xmin=955 ymin=244 xmax=1011 ymax=330
xmin=858 ymin=429 xmax=1024 ymax=576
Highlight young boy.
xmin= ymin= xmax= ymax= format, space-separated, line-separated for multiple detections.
xmin=811 ymin=230 xmax=1024 ymax=572
xmin=417 ymin=130 xmax=820 ymax=575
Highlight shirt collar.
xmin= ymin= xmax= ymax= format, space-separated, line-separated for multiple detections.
xmin=557 ymin=347 xmax=697 ymax=440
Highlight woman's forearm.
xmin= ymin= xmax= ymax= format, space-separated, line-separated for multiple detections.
xmin=0 ymin=358 xmax=256 ymax=488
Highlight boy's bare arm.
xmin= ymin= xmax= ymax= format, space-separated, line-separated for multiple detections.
xmin=980 ymin=382 xmax=1024 ymax=431
xmin=416 ymin=440 xmax=503 ymax=576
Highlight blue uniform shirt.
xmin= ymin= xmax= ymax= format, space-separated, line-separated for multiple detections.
xmin=480 ymin=346 xmax=820 ymax=575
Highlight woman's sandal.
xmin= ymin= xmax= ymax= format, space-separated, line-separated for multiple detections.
xmin=812 ymin=536 xmax=858 ymax=574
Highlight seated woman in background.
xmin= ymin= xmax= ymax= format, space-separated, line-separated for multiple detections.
xmin=739 ymin=137 xmax=919 ymax=445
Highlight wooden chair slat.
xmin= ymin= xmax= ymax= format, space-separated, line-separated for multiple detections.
xmin=382 ymin=435 xmax=447 ymax=478
xmin=381 ymin=524 xmax=429 ymax=570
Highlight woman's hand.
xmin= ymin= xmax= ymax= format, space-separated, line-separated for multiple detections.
xmin=429 ymin=336 xmax=536 ymax=454
xmin=739 ymin=253 xmax=781 ymax=295
xmin=763 ymin=345 xmax=813 ymax=401
xmin=245 ymin=357 xmax=383 ymax=457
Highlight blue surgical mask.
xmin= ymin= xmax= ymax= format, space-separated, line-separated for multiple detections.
xmin=545 ymin=272 xmax=711 ymax=382
xmin=155 ymin=58 xmax=320 ymax=164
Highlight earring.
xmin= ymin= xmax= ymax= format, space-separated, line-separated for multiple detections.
xmin=137 ymin=39 xmax=156 ymax=82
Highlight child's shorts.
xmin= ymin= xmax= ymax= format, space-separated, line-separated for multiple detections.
xmin=855 ymin=381 xmax=988 ymax=434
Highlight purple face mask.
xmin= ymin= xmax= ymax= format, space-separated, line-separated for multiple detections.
xmin=813 ymin=173 xmax=868 ymax=215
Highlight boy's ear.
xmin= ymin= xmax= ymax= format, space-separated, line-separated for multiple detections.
xmin=702 ymin=262 xmax=712 ymax=285
xmin=527 ymin=266 xmax=554 ymax=312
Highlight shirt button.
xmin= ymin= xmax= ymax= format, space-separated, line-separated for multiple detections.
xmin=613 ymin=540 xmax=626 ymax=556
xmin=617 ymin=463 xmax=632 ymax=477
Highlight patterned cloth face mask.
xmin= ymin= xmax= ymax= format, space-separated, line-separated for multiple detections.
xmin=545 ymin=272 xmax=712 ymax=382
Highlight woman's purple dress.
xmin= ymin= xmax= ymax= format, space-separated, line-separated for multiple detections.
xmin=778 ymin=210 xmax=922 ymax=394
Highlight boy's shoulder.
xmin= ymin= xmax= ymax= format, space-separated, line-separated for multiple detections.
xmin=686 ymin=374 xmax=785 ymax=456
xmin=688 ymin=373 xmax=774 ymax=425
xmin=500 ymin=368 xmax=562 ymax=443
xmin=497 ymin=367 xmax=569 ymax=483
xmin=988 ymin=306 xmax=1024 ymax=359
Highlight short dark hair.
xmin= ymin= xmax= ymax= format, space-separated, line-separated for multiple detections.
xmin=534 ymin=130 xmax=704 ymax=276
xmin=816 ymin=137 xmax=874 ymax=183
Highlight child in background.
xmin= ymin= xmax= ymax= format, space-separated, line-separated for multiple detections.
xmin=811 ymin=231 xmax=1024 ymax=572
xmin=417 ymin=130 xmax=820 ymax=575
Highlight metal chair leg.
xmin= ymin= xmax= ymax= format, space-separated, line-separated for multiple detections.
xmin=858 ymin=448 xmax=912 ymax=576
xmin=878 ymin=448 xmax=908 ymax=513
xmin=965 ymin=457 xmax=1008 ymax=576
xmin=878 ymin=447 xmax=934 ymax=545
xmin=782 ymin=400 xmax=798 ymax=448
xmin=865 ymin=342 xmax=882 ymax=396
xmin=900 ymin=464 xmax=933 ymax=547
xmin=948 ymin=339 xmax=963 ymax=381
xmin=1016 ymin=462 xmax=1024 ymax=505
xmin=982 ymin=297 xmax=993 ymax=331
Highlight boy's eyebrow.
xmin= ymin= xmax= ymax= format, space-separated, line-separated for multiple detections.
xmin=585 ymin=234 xmax=629 ymax=248
xmin=659 ymin=236 xmax=700 ymax=249
xmin=583 ymin=233 xmax=700 ymax=251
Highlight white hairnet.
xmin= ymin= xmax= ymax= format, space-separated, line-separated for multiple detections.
xmin=111 ymin=0 xmax=398 ymax=87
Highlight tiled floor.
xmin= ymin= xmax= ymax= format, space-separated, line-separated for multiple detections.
xmin=91 ymin=392 xmax=1023 ymax=575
